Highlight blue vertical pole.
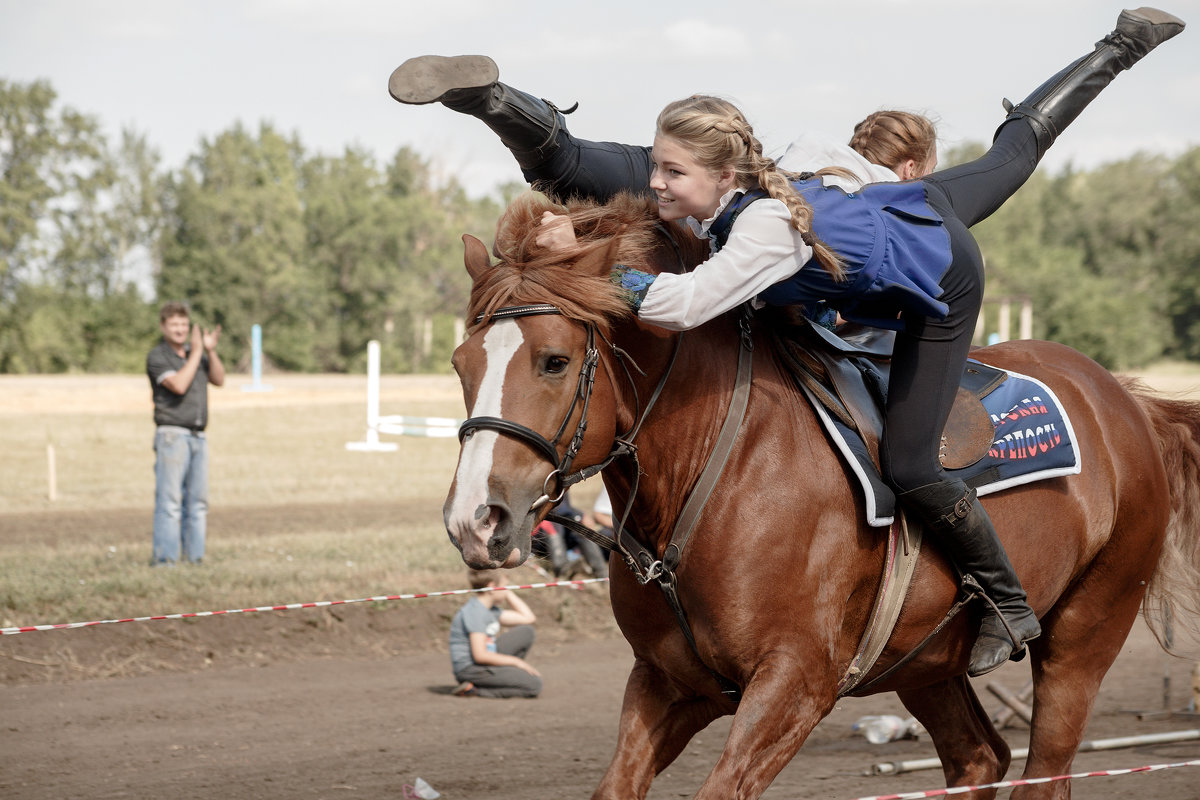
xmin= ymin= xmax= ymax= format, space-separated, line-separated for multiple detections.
xmin=242 ymin=323 xmax=273 ymax=392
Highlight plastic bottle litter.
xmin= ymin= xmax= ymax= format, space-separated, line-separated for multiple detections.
xmin=405 ymin=777 xmax=441 ymax=799
xmin=852 ymin=714 xmax=912 ymax=744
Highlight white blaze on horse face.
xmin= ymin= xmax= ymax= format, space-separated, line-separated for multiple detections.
xmin=447 ymin=321 xmax=524 ymax=559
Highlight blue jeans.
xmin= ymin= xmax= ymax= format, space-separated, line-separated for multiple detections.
xmin=153 ymin=427 xmax=208 ymax=564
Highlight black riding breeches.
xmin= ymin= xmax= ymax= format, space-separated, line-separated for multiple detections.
xmin=880 ymin=121 xmax=1041 ymax=492
xmin=525 ymin=130 xmax=653 ymax=202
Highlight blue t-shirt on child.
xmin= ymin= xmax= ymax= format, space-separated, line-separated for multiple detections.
xmin=448 ymin=597 xmax=502 ymax=676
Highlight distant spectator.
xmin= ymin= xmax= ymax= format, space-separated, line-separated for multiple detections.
xmin=146 ymin=301 xmax=224 ymax=565
xmin=448 ymin=569 xmax=542 ymax=698
xmin=532 ymin=491 xmax=610 ymax=579
xmin=591 ymin=485 xmax=614 ymax=532
xmin=581 ymin=486 xmax=614 ymax=580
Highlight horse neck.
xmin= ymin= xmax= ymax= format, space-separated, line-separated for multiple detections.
xmin=604 ymin=314 xmax=747 ymax=549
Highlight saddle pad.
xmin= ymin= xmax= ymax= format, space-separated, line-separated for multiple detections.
xmin=803 ymin=361 xmax=1082 ymax=527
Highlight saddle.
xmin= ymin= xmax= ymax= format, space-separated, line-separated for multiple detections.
xmin=769 ymin=315 xmax=1007 ymax=473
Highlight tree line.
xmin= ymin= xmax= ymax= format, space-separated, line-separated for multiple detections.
xmin=0 ymin=78 xmax=507 ymax=375
xmin=2 ymin=77 xmax=1198 ymax=374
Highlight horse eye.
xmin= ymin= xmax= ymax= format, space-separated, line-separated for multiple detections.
xmin=545 ymin=355 xmax=569 ymax=374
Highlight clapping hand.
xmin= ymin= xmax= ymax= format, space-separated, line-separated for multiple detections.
xmin=202 ymin=324 xmax=222 ymax=352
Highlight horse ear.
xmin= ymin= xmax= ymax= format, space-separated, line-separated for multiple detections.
xmin=462 ymin=234 xmax=492 ymax=282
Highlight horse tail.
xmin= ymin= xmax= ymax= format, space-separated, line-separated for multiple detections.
xmin=1123 ymin=376 xmax=1200 ymax=654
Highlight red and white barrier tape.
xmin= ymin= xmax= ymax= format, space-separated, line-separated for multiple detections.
xmin=0 ymin=577 xmax=609 ymax=635
xmin=853 ymin=758 xmax=1200 ymax=800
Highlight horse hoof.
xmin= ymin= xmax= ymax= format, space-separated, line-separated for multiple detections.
xmin=388 ymin=54 xmax=498 ymax=105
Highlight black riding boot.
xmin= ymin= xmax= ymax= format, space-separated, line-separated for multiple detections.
xmin=388 ymin=54 xmax=565 ymax=172
xmin=996 ymin=7 xmax=1185 ymax=157
xmin=899 ymin=480 xmax=1042 ymax=677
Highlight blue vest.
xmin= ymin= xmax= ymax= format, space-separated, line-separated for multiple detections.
xmin=709 ymin=179 xmax=952 ymax=330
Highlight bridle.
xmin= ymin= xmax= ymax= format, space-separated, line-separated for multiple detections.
xmin=457 ymin=299 xmax=693 ymax=574
xmin=456 ymin=299 xmax=748 ymax=703
xmin=456 ymin=221 xmax=691 ymax=511
xmin=457 ymin=303 xmax=640 ymax=512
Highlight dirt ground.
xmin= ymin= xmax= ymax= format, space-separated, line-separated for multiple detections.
xmin=5 ymin=557 xmax=1200 ymax=799
xmin=5 ymin=369 xmax=1200 ymax=798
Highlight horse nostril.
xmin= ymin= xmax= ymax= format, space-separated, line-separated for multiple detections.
xmin=485 ymin=504 xmax=505 ymax=531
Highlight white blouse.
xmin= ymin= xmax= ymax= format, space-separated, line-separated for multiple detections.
xmin=777 ymin=132 xmax=901 ymax=189
xmin=637 ymin=133 xmax=900 ymax=331
xmin=637 ymin=193 xmax=809 ymax=330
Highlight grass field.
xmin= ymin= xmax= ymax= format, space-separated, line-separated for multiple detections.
xmin=0 ymin=372 xmax=471 ymax=512
xmin=0 ymin=372 xmax=607 ymax=633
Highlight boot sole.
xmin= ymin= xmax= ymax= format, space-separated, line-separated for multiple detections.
xmin=1121 ymin=7 xmax=1185 ymax=28
xmin=388 ymin=55 xmax=499 ymax=105
xmin=966 ymin=618 xmax=1041 ymax=677
xmin=1117 ymin=7 xmax=1186 ymax=41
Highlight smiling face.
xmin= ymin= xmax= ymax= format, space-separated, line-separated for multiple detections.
xmin=160 ymin=313 xmax=190 ymax=350
xmin=649 ymin=134 xmax=736 ymax=223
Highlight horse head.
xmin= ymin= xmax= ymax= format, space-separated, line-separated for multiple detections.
xmin=443 ymin=192 xmax=668 ymax=569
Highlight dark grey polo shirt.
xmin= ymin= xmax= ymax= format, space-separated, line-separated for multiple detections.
xmin=146 ymin=339 xmax=210 ymax=431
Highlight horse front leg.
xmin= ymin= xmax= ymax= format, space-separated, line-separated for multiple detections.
xmin=592 ymin=657 xmax=726 ymax=800
xmin=691 ymin=653 xmax=837 ymax=800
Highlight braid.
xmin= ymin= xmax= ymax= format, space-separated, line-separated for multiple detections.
xmin=712 ymin=117 xmax=755 ymax=153
xmin=849 ymin=110 xmax=938 ymax=175
xmin=756 ymin=164 xmax=845 ymax=281
xmin=848 ymin=115 xmax=881 ymax=155
xmin=721 ymin=112 xmax=845 ymax=279
xmin=657 ymin=95 xmax=847 ymax=281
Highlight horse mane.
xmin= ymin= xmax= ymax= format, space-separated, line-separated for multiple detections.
xmin=466 ymin=191 xmax=701 ymax=336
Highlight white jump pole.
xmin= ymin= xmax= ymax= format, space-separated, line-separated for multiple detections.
xmin=870 ymin=729 xmax=1200 ymax=776
xmin=47 ymin=442 xmax=57 ymax=502
xmin=346 ymin=340 xmax=398 ymax=452
xmin=345 ymin=340 xmax=463 ymax=451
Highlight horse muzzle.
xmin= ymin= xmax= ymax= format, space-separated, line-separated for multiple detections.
xmin=443 ymin=495 xmax=536 ymax=570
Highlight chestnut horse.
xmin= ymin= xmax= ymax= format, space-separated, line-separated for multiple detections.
xmin=443 ymin=192 xmax=1200 ymax=799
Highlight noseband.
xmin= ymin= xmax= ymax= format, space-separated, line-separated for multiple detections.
xmin=458 ymin=303 xmax=623 ymax=509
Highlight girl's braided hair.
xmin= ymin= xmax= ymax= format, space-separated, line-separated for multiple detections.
xmin=849 ymin=110 xmax=938 ymax=176
xmin=656 ymin=95 xmax=845 ymax=280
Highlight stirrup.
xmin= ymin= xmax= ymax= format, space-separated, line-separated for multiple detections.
xmin=958 ymin=574 xmax=1037 ymax=658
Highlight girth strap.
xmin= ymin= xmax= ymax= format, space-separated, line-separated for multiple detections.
xmin=847 ymin=573 xmax=987 ymax=696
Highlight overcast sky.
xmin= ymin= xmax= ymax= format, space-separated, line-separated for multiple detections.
xmin=3 ymin=0 xmax=1198 ymax=198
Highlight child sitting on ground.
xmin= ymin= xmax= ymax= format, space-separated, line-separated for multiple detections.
xmin=448 ymin=568 xmax=542 ymax=698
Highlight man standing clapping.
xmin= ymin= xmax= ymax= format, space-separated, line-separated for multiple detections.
xmin=146 ymin=301 xmax=224 ymax=565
